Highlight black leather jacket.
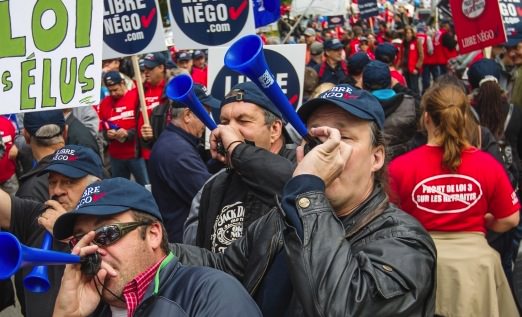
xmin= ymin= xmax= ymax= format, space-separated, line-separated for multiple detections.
xmin=172 ymin=183 xmax=436 ymax=316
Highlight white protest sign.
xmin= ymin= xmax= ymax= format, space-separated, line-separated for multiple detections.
xmin=207 ymin=44 xmax=306 ymax=109
xmin=168 ymin=0 xmax=256 ymax=49
xmin=102 ymin=0 xmax=167 ymax=59
xmin=291 ymin=0 xmax=347 ymax=16
xmin=0 ymin=0 xmax=103 ymax=114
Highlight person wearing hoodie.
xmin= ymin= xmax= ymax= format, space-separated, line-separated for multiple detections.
xmin=362 ymin=61 xmax=419 ymax=160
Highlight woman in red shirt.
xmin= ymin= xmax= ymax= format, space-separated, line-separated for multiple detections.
xmin=399 ymin=26 xmax=424 ymax=95
xmin=388 ymin=84 xmax=519 ymax=316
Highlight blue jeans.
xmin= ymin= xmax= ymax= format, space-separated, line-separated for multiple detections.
xmin=422 ymin=65 xmax=440 ymax=94
xmin=110 ymin=157 xmax=150 ymax=186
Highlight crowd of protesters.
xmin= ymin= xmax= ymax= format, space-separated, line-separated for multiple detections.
xmin=1 ymin=3 xmax=522 ymax=317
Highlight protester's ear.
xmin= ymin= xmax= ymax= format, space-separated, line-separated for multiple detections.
xmin=22 ymin=128 xmax=30 ymax=144
xmin=269 ymin=120 xmax=283 ymax=145
xmin=147 ymin=222 xmax=163 ymax=250
xmin=370 ymin=145 xmax=385 ymax=173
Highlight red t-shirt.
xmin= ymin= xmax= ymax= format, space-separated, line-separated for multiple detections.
xmin=192 ymin=65 xmax=208 ymax=86
xmin=388 ymin=145 xmax=519 ymax=233
xmin=99 ymin=89 xmax=139 ymax=160
xmin=390 ymin=69 xmax=407 ymax=86
xmin=0 ymin=116 xmax=16 ymax=182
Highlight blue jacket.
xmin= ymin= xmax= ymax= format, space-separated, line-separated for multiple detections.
xmin=149 ymin=124 xmax=211 ymax=242
xmin=91 ymin=253 xmax=262 ymax=316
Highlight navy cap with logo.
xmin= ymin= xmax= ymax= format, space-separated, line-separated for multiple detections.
xmin=363 ymin=60 xmax=392 ymax=90
xmin=375 ymin=43 xmax=398 ymax=64
xmin=39 ymin=145 xmax=103 ymax=179
xmin=324 ymin=39 xmax=344 ymax=50
xmin=298 ymin=84 xmax=385 ymax=129
xmin=177 ymin=51 xmax=192 ymax=62
xmin=53 ymin=178 xmax=162 ymax=240
xmin=348 ymin=52 xmax=371 ymax=74
xmin=467 ymin=58 xmax=501 ymax=89
xmin=192 ymin=50 xmax=205 ymax=59
xmin=194 ymin=84 xmax=220 ymax=109
xmin=143 ymin=52 xmax=167 ymax=69
xmin=103 ymin=71 xmax=123 ymax=87
xmin=23 ymin=110 xmax=65 ymax=137
xmin=221 ymin=82 xmax=283 ymax=119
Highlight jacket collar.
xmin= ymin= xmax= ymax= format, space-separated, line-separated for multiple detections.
xmin=165 ymin=123 xmax=200 ymax=147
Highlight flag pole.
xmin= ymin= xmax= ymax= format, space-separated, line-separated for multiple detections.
xmin=282 ymin=0 xmax=317 ymax=44
xmin=131 ymin=55 xmax=150 ymax=126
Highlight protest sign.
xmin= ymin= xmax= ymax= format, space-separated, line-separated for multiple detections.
xmin=102 ymin=0 xmax=166 ymax=59
xmin=291 ymin=0 xmax=346 ymax=16
xmin=0 ymin=0 xmax=103 ymax=115
xmin=358 ymin=0 xmax=379 ymax=20
xmin=168 ymin=0 xmax=256 ymax=49
xmin=499 ymin=0 xmax=522 ymax=46
xmin=450 ymin=0 xmax=507 ymax=54
xmin=208 ymin=44 xmax=305 ymax=109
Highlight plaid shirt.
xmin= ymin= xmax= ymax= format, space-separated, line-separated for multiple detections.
xmin=122 ymin=256 xmax=165 ymax=317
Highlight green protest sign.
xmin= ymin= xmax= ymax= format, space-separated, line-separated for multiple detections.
xmin=0 ymin=0 xmax=103 ymax=114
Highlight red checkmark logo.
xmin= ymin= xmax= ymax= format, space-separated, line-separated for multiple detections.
xmin=141 ymin=7 xmax=156 ymax=28
xmin=288 ymin=94 xmax=298 ymax=106
xmin=229 ymin=0 xmax=247 ymax=21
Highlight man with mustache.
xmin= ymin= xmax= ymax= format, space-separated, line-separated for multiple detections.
xmin=0 ymin=144 xmax=103 ymax=317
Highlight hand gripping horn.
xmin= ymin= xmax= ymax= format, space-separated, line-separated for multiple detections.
xmin=223 ymin=34 xmax=320 ymax=150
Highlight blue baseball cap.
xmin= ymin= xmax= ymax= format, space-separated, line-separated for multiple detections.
xmin=143 ymin=52 xmax=167 ymax=69
xmin=298 ymin=84 xmax=385 ymax=129
xmin=103 ymin=71 xmax=123 ymax=86
xmin=53 ymin=178 xmax=162 ymax=240
xmin=23 ymin=110 xmax=65 ymax=137
xmin=39 ymin=145 xmax=103 ymax=179
xmin=348 ymin=52 xmax=371 ymax=74
xmin=363 ymin=61 xmax=392 ymax=90
xmin=324 ymin=38 xmax=344 ymax=50
xmin=177 ymin=51 xmax=192 ymax=62
xmin=221 ymin=82 xmax=283 ymax=119
xmin=467 ymin=58 xmax=501 ymax=89
xmin=375 ymin=43 xmax=398 ymax=64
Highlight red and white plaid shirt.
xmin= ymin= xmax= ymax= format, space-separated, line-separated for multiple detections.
xmin=122 ymin=256 xmax=166 ymax=317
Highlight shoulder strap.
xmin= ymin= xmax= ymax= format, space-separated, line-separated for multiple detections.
xmin=503 ymin=103 xmax=514 ymax=134
xmin=341 ymin=60 xmax=349 ymax=75
xmin=318 ymin=61 xmax=327 ymax=77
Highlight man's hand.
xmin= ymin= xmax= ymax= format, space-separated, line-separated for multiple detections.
xmin=140 ymin=124 xmax=153 ymax=141
xmin=115 ymin=128 xmax=128 ymax=142
xmin=106 ymin=129 xmax=118 ymax=140
xmin=209 ymin=125 xmax=244 ymax=164
xmin=38 ymin=200 xmax=68 ymax=236
xmin=8 ymin=144 xmax=18 ymax=160
xmin=52 ymin=232 xmax=117 ymax=317
xmin=294 ymin=127 xmax=352 ymax=187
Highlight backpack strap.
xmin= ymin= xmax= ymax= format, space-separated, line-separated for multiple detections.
xmin=503 ymin=103 xmax=514 ymax=134
xmin=318 ymin=61 xmax=327 ymax=78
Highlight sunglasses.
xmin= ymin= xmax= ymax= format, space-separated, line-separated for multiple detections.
xmin=69 ymin=221 xmax=152 ymax=248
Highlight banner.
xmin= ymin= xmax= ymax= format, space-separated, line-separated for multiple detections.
xmin=0 ymin=0 xmax=103 ymax=115
xmin=358 ymin=0 xmax=379 ymax=20
xmin=102 ymin=0 xmax=166 ymax=59
xmin=290 ymin=0 xmax=346 ymax=16
xmin=450 ymin=0 xmax=507 ymax=54
xmin=168 ymin=0 xmax=256 ymax=49
xmin=326 ymin=15 xmax=345 ymax=27
xmin=499 ymin=0 xmax=522 ymax=46
xmin=207 ymin=44 xmax=306 ymax=109
xmin=254 ymin=0 xmax=281 ymax=28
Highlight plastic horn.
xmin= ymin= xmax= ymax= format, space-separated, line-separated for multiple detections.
xmin=166 ymin=74 xmax=217 ymax=131
xmin=224 ymin=34 xmax=319 ymax=148
xmin=22 ymin=232 xmax=53 ymax=292
xmin=0 ymin=232 xmax=80 ymax=281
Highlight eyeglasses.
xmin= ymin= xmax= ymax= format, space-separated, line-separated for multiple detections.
xmin=69 ymin=221 xmax=152 ymax=248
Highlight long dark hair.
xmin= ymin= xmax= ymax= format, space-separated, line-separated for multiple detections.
xmin=474 ymin=81 xmax=506 ymax=139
